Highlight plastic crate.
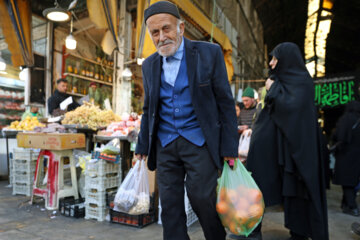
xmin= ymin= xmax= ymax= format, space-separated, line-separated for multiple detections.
xmin=13 ymin=171 xmax=34 ymax=184
xmin=59 ymin=197 xmax=85 ymax=218
xmin=110 ymin=194 xmax=156 ymax=228
xmin=85 ymin=174 xmax=120 ymax=190
xmin=85 ymin=159 xmax=120 ymax=178
xmin=85 ymin=203 xmax=107 ymax=222
xmin=85 ymin=187 xmax=118 ymax=207
xmin=13 ymin=148 xmax=40 ymax=161
xmin=12 ymin=182 xmax=32 ymax=196
xmin=110 ymin=209 xmax=156 ymax=228
xmin=13 ymin=159 xmax=37 ymax=173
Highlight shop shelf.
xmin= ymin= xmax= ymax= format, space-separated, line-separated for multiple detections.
xmin=64 ymin=73 xmax=113 ymax=86
xmin=12 ymin=182 xmax=32 ymax=196
xmin=13 ymin=148 xmax=40 ymax=161
xmin=59 ymin=197 xmax=85 ymax=218
xmin=67 ymin=53 xmax=114 ymax=70
xmin=85 ymin=203 xmax=107 ymax=222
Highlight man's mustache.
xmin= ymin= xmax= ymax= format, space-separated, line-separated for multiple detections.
xmin=157 ymin=39 xmax=175 ymax=48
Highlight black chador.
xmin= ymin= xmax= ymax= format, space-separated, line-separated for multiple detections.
xmin=247 ymin=43 xmax=329 ymax=240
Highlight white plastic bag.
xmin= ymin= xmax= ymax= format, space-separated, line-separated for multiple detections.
xmin=238 ymin=129 xmax=252 ymax=160
xmin=114 ymin=160 xmax=150 ymax=214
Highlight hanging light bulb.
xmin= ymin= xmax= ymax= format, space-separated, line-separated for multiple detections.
xmin=122 ymin=67 xmax=133 ymax=78
xmin=43 ymin=0 xmax=70 ymax=22
xmin=66 ymin=34 xmax=77 ymax=50
xmin=65 ymin=15 xmax=77 ymax=50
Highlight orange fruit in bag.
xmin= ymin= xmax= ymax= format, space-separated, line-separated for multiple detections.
xmin=216 ymin=200 xmax=229 ymax=214
xmin=247 ymin=188 xmax=263 ymax=203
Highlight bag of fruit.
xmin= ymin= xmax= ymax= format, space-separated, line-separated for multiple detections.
xmin=216 ymin=158 xmax=264 ymax=237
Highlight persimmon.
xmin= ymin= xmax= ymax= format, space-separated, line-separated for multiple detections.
xmin=247 ymin=220 xmax=257 ymax=229
xmin=248 ymin=204 xmax=264 ymax=219
xmin=234 ymin=210 xmax=248 ymax=225
xmin=216 ymin=201 xmax=229 ymax=214
xmin=227 ymin=189 xmax=238 ymax=203
xmin=236 ymin=197 xmax=250 ymax=210
xmin=219 ymin=188 xmax=227 ymax=201
xmin=247 ymin=188 xmax=263 ymax=203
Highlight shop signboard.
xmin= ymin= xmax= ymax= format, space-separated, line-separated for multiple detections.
xmin=314 ymin=74 xmax=359 ymax=108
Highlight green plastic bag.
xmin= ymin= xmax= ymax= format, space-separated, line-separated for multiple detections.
xmin=216 ymin=159 xmax=264 ymax=237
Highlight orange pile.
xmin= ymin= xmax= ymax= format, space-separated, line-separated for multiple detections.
xmin=216 ymin=185 xmax=264 ymax=235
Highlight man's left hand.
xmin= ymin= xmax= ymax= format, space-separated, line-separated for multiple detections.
xmin=224 ymin=157 xmax=236 ymax=167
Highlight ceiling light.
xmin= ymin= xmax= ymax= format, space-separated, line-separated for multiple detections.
xmin=43 ymin=1 xmax=70 ymax=22
xmin=122 ymin=67 xmax=132 ymax=78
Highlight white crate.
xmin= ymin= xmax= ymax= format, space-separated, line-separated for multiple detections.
xmin=85 ymin=174 xmax=120 ymax=190
xmin=85 ymin=188 xmax=117 ymax=207
xmin=85 ymin=159 xmax=120 ymax=178
xmin=13 ymin=171 xmax=35 ymax=184
xmin=85 ymin=203 xmax=107 ymax=221
xmin=13 ymin=148 xmax=40 ymax=161
xmin=13 ymin=159 xmax=37 ymax=173
xmin=12 ymin=182 xmax=32 ymax=196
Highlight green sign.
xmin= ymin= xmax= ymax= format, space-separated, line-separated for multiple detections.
xmin=314 ymin=78 xmax=356 ymax=108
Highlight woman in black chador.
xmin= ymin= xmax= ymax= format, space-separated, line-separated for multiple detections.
xmin=246 ymin=42 xmax=329 ymax=240
xmin=333 ymin=100 xmax=360 ymax=216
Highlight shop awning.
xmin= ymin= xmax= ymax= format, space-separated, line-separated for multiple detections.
xmin=87 ymin=0 xmax=118 ymax=54
xmin=0 ymin=0 xmax=33 ymax=67
xmin=136 ymin=0 xmax=234 ymax=81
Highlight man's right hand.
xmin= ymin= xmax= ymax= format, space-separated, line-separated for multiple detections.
xmin=135 ymin=154 xmax=147 ymax=161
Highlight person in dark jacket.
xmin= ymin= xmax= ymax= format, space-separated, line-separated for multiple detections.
xmin=238 ymin=87 xmax=257 ymax=130
xmin=333 ymin=100 xmax=360 ymax=216
xmin=134 ymin=2 xmax=238 ymax=240
xmin=47 ymin=78 xmax=80 ymax=116
xmin=246 ymin=42 xmax=329 ymax=240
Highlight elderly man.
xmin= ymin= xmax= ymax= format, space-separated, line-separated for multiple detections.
xmin=238 ymin=87 xmax=258 ymax=130
xmin=135 ymin=1 xmax=238 ymax=240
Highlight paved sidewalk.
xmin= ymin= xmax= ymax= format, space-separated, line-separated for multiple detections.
xmin=0 ymin=181 xmax=359 ymax=240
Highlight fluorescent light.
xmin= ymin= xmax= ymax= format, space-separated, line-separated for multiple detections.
xmin=43 ymin=7 xmax=69 ymax=22
xmin=122 ymin=67 xmax=132 ymax=77
xmin=65 ymin=34 xmax=77 ymax=50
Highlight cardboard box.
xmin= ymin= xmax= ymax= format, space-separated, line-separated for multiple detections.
xmin=17 ymin=133 xmax=86 ymax=150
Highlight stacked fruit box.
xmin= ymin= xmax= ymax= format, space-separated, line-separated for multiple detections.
xmin=12 ymin=148 xmax=40 ymax=196
xmin=84 ymin=158 xmax=121 ymax=221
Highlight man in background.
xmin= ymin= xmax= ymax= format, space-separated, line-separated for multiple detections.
xmin=47 ymin=78 xmax=80 ymax=116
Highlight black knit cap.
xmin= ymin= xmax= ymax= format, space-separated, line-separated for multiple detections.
xmin=144 ymin=1 xmax=180 ymax=23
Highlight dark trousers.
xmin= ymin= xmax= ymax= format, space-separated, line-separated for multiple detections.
xmin=156 ymin=137 xmax=226 ymax=240
xmin=342 ymin=186 xmax=357 ymax=209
